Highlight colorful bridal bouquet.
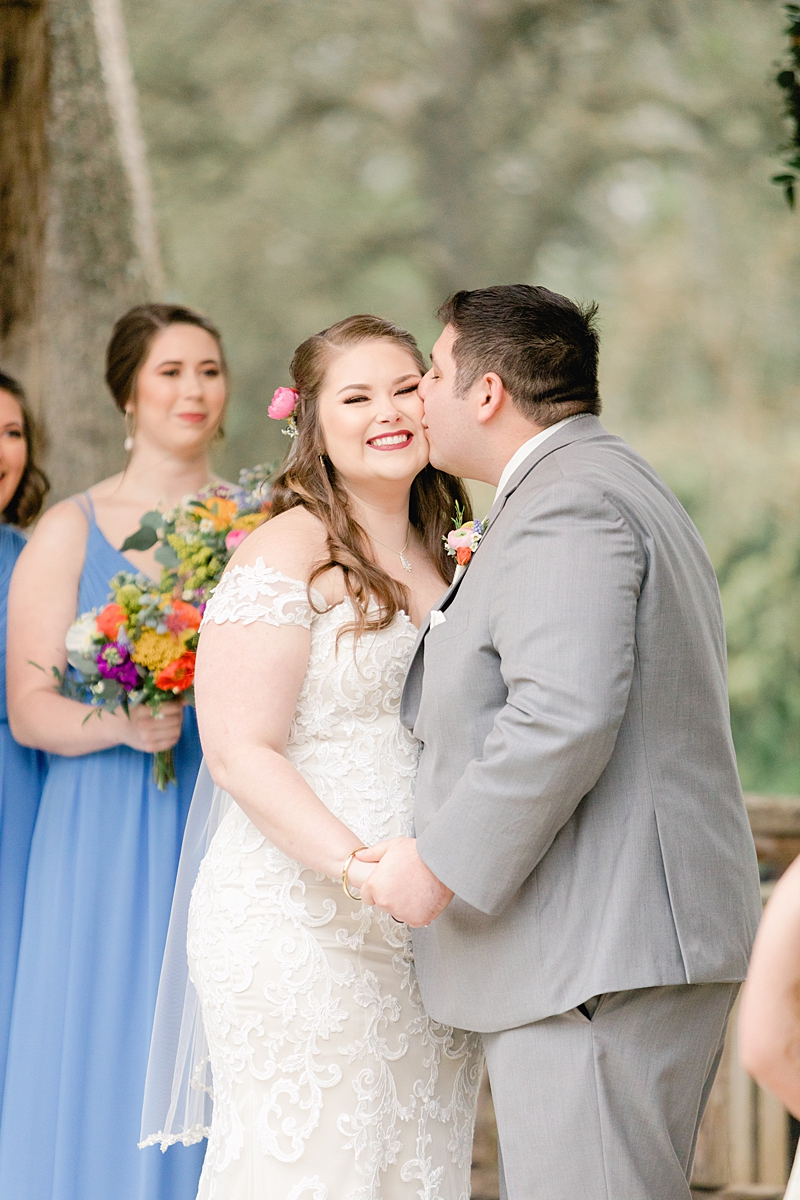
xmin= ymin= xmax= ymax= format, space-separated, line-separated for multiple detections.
xmin=63 ymin=577 xmax=203 ymax=789
xmin=61 ymin=468 xmax=273 ymax=789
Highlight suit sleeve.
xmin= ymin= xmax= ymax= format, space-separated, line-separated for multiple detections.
xmin=415 ymin=477 xmax=642 ymax=916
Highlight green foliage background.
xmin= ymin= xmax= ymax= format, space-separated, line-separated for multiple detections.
xmin=123 ymin=0 xmax=800 ymax=792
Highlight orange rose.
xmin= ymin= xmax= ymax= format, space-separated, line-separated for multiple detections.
xmin=164 ymin=599 xmax=202 ymax=635
xmin=456 ymin=546 xmax=472 ymax=566
xmin=154 ymin=653 xmax=196 ymax=693
xmin=96 ymin=603 xmax=127 ymax=640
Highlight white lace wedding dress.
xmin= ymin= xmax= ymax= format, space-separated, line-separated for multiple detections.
xmin=188 ymin=560 xmax=483 ymax=1200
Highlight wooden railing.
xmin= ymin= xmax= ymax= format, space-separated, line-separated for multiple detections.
xmin=690 ymin=794 xmax=800 ymax=1198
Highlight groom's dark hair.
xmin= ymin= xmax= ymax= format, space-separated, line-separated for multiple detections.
xmin=437 ymin=284 xmax=601 ymax=427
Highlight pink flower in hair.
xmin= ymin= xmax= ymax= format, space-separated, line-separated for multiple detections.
xmin=268 ymin=387 xmax=298 ymax=420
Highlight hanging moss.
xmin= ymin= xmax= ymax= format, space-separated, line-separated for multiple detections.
xmin=773 ymin=3 xmax=800 ymax=206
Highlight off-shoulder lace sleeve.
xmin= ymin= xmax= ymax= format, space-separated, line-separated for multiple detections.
xmin=202 ymin=558 xmax=325 ymax=628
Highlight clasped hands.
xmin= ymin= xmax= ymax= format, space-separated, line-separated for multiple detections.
xmin=344 ymin=837 xmax=454 ymax=928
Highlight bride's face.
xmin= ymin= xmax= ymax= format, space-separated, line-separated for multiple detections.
xmin=317 ymin=340 xmax=428 ymax=490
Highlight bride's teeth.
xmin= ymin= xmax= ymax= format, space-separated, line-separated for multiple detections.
xmin=371 ymin=434 xmax=409 ymax=447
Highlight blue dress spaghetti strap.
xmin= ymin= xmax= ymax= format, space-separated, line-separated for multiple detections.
xmin=0 ymin=497 xmax=206 ymax=1200
xmin=0 ymin=524 xmax=46 ymax=1106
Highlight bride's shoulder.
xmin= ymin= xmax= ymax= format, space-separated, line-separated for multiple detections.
xmin=224 ymin=506 xmax=327 ymax=587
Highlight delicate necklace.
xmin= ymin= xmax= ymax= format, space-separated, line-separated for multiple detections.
xmin=370 ymin=525 xmax=412 ymax=573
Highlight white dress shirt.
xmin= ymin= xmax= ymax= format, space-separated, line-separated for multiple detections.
xmin=495 ymin=413 xmax=586 ymax=498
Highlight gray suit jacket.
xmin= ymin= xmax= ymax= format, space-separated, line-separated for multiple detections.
xmin=403 ymin=415 xmax=762 ymax=1033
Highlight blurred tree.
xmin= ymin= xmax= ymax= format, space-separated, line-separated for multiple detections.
xmin=772 ymin=1 xmax=800 ymax=206
xmin=125 ymin=0 xmax=800 ymax=790
xmin=0 ymin=0 xmax=48 ymax=382
xmin=0 ymin=0 xmax=162 ymax=500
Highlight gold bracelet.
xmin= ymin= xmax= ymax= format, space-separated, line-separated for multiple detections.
xmin=342 ymin=847 xmax=367 ymax=901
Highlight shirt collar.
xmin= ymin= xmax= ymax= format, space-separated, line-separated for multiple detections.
xmin=494 ymin=414 xmax=585 ymax=499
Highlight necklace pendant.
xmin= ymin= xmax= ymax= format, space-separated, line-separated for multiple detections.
xmin=400 ymin=551 xmax=412 ymax=573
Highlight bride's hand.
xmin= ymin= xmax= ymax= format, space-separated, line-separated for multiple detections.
xmin=345 ymin=856 xmax=376 ymax=894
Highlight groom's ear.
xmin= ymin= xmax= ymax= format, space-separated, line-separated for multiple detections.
xmin=474 ymin=372 xmax=507 ymax=426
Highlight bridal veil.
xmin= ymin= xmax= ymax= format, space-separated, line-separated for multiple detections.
xmin=139 ymin=760 xmax=233 ymax=1150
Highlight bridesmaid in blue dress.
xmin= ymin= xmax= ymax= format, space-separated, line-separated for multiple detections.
xmin=0 ymin=306 xmax=229 ymax=1200
xmin=0 ymin=371 xmax=49 ymax=1108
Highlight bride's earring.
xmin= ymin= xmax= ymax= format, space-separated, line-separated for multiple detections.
xmin=123 ymin=409 xmax=135 ymax=453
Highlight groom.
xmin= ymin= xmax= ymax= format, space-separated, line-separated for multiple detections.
xmin=359 ymin=284 xmax=762 ymax=1199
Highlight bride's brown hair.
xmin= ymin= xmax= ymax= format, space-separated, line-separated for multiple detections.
xmin=270 ymin=315 xmax=472 ymax=637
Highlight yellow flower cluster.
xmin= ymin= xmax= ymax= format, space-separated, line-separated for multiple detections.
xmin=131 ymin=629 xmax=185 ymax=673
xmin=115 ymin=583 xmax=146 ymax=618
xmin=166 ymin=534 xmax=223 ymax=592
xmin=231 ymin=512 xmax=266 ymax=533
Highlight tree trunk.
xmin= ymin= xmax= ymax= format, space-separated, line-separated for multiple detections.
xmin=0 ymin=1 xmax=49 ymax=388
xmin=0 ymin=0 xmax=163 ymax=502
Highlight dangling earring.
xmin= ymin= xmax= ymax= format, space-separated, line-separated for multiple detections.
xmin=123 ymin=409 xmax=135 ymax=453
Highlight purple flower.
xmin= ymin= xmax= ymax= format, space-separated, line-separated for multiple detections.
xmin=97 ymin=642 xmax=140 ymax=690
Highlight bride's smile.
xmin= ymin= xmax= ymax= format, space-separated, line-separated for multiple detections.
xmin=366 ymin=429 xmax=414 ymax=450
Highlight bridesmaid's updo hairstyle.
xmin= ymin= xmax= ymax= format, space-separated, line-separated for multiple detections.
xmin=105 ymin=303 xmax=228 ymax=413
xmin=270 ymin=315 xmax=472 ymax=638
xmin=0 ymin=370 xmax=50 ymax=528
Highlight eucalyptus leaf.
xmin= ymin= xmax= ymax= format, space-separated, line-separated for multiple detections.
xmin=140 ymin=511 xmax=164 ymax=530
xmin=154 ymin=543 xmax=180 ymax=569
xmin=95 ymin=679 xmax=123 ymax=704
xmin=66 ymin=653 xmax=102 ymax=678
xmin=121 ymin=526 xmax=159 ymax=552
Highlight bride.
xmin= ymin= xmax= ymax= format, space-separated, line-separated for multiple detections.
xmin=146 ymin=315 xmax=484 ymax=1200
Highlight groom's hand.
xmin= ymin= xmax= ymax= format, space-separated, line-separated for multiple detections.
xmin=356 ymin=838 xmax=454 ymax=927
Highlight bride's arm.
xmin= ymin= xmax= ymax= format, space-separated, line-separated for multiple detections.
xmin=194 ymin=518 xmax=372 ymax=885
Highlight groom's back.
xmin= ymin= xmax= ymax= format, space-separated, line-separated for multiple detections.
xmin=409 ymin=419 xmax=762 ymax=1033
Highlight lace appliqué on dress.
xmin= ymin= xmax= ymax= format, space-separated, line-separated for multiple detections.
xmin=202 ymin=558 xmax=325 ymax=629
xmin=189 ymin=585 xmax=483 ymax=1200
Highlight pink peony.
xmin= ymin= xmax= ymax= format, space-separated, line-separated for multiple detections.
xmin=225 ymin=528 xmax=249 ymax=550
xmin=447 ymin=524 xmax=476 ymax=551
xmin=268 ymin=387 xmax=298 ymax=420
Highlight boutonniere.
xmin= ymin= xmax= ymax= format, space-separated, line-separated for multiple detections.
xmin=443 ymin=502 xmax=486 ymax=567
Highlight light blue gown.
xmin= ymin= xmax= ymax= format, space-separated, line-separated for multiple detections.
xmin=0 ymin=497 xmax=206 ymax=1200
xmin=0 ymin=524 xmax=46 ymax=1105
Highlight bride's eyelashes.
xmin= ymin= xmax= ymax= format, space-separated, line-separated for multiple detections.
xmin=342 ymin=383 xmax=420 ymax=405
